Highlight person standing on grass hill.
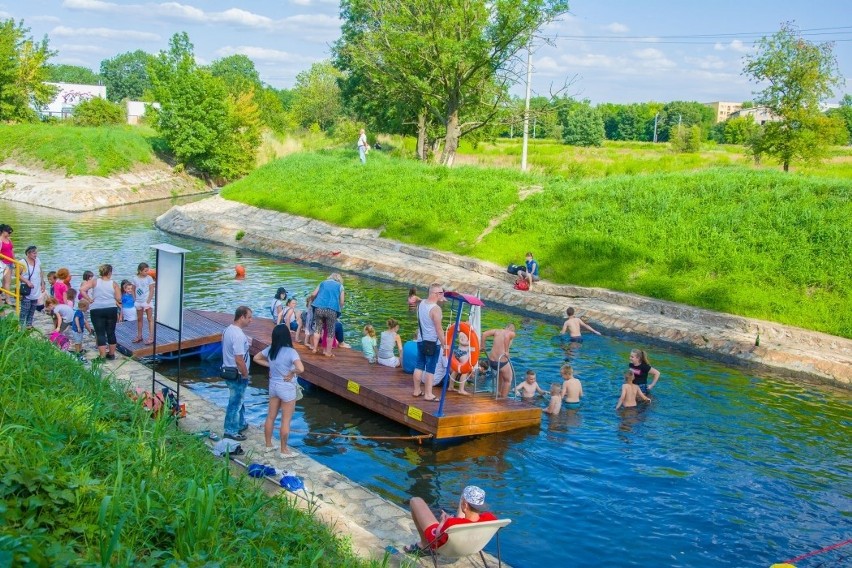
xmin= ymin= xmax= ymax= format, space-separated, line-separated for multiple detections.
xmin=516 ymin=252 xmax=539 ymax=290
xmin=628 ymin=349 xmax=660 ymax=395
xmin=222 ymin=306 xmax=253 ymax=441
xmin=358 ymin=128 xmax=369 ymax=164
xmin=413 ymin=283 xmax=446 ymax=401
xmin=560 ymin=307 xmax=602 ymax=342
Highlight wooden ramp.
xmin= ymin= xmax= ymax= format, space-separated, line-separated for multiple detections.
xmin=121 ymin=309 xmax=542 ymax=439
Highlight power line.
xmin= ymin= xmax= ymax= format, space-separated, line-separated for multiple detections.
xmin=557 ymin=25 xmax=852 ymax=41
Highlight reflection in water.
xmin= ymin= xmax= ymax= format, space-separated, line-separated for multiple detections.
xmin=4 ymin=199 xmax=851 ymax=568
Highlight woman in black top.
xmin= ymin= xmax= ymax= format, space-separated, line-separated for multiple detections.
xmin=628 ymin=349 xmax=660 ymax=395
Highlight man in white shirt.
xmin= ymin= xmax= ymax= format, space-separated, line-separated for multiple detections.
xmin=222 ymin=306 xmax=252 ymax=440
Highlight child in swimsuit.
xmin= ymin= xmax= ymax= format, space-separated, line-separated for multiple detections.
xmin=560 ymin=363 xmax=583 ymax=408
xmin=449 ymin=332 xmax=472 ymax=395
xmin=545 ymin=383 xmax=562 ymax=414
xmin=361 ymin=324 xmax=377 ymax=363
xmin=514 ymin=369 xmax=547 ymax=399
xmin=616 ymin=370 xmax=651 ymax=409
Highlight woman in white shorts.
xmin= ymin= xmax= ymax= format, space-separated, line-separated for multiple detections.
xmin=253 ymin=324 xmax=305 ymax=458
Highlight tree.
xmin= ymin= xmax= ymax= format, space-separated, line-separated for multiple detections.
xmin=712 ymin=115 xmax=760 ymax=145
xmin=289 ymin=61 xmax=343 ymax=131
xmin=743 ymin=22 xmax=844 ymax=171
xmin=100 ymin=50 xmax=155 ymax=102
xmin=208 ymin=54 xmax=261 ymax=96
xmin=45 ymin=63 xmax=100 ymax=84
xmin=149 ymin=33 xmax=261 ymax=180
xmin=335 ymin=0 xmax=569 ymax=165
xmin=657 ymin=101 xmax=714 ymax=142
xmin=72 ymin=97 xmax=125 ymax=126
xmin=0 ymin=19 xmax=56 ymax=122
xmin=669 ymin=124 xmax=702 ymax=153
xmin=826 ymin=94 xmax=852 ymax=145
xmin=560 ymin=100 xmax=604 ymax=146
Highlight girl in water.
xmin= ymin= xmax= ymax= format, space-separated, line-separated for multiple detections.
xmin=628 ymin=349 xmax=661 ymax=394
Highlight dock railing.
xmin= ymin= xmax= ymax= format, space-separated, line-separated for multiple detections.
xmin=0 ymin=253 xmax=25 ymax=317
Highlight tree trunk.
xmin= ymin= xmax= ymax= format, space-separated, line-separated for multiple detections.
xmin=416 ymin=111 xmax=427 ymax=161
xmin=440 ymin=106 xmax=460 ymax=167
xmin=783 ymin=160 xmax=789 ymax=172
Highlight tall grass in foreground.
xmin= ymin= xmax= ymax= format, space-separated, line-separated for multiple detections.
xmin=222 ymin=151 xmax=851 ymax=337
xmin=0 ymin=315 xmax=381 ymax=567
xmin=0 ymin=124 xmax=156 ymax=176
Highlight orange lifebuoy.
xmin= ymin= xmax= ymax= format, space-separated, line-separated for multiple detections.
xmin=235 ymin=264 xmax=246 ymax=279
xmin=445 ymin=322 xmax=480 ymax=374
xmin=148 ymin=268 xmax=156 ymax=280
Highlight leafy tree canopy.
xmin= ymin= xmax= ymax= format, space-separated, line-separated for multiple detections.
xmin=289 ymin=60 xmax=343 ymax=131
xmin=743 ymin=22 xmax=844 ymax=170
xmin=45 ymin=63 xmax=100 ymax=85
xmin=0 ymin=19 xmax=56 ymax=122
xmin=100 ymin=49 xmax=155 ymax=102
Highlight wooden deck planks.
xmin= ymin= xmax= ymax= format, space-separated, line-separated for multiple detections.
xmin=143 ymin=310 xmax=542 ymax=439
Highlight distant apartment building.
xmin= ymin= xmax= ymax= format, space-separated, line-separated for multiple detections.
xmin=39 ymin=82 xmax=106 ymax=119
xmin=704 ymin=101 xmax=744 ymax=123
xmin=729 ymin=106 xmax=780 ymax=125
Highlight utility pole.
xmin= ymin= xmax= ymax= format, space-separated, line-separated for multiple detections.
xmin=521 ymin=44 xmax=532 ymax=172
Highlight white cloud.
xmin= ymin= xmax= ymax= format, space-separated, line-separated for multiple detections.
xmin=714 ymin=39 xmax=751 ymax=53
xmin=632 ymin=47 xmax=676 ymax=69
xmin=63 ymin=0 xmax=339 ymax=31
xmin=216 ymin=45 xmax=316 ymax=64
xmin=603 ymin=22 xmax=628 ymax=33
xmin=51 ymin=26 xmax=160 ymax=42
xmin=31 ymin=15 xmax=63 ymax=24
xmin=58 ymin=43 xmax=108 ymax=54
xmin=684 ymin=55 xmax=728 ymax=70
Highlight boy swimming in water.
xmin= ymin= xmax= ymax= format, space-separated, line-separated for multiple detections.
xmin=514 ymin=369 xmax=547 ymax=399
xmin=544 ymin=383 xmax=562 ymax=415
xmin=560 ymin=307 xmax=601 ymax=342
xmin=616 ymin=370 xmax=651 ymax=409
xmin=560 ymin=363 xmax=583 ymax=409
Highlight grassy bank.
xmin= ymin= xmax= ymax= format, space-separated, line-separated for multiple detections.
xmin=0 ymin=315 xmax=378 ymax=566
xmin=0 ymin=124 xmax=158 ymax=176
xmin=221 ymin=150 xmax=851 ymax=337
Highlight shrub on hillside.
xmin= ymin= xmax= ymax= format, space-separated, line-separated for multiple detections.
xmin=72 ymin=97 xmax=126 ymax=126
xmin=670 ymin=125 xmax=702 ymax=153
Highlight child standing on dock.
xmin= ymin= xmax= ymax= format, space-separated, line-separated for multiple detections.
xmin=70 ymin=298 xmax=93 ymax=360
xmin=120 ymin=280 xmax=136 ymax=322
xmin=361 ymin=324 xmax=377 ymax=363
xmin=133 ymin=263 xmax=155 ymax=344
xmin=560 ymin=364 xmax=583 ymax=409
xmin=53 ymin=268 xmax=71 ymax=306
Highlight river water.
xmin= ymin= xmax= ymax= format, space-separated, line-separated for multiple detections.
xmin=3 ymin=198 xmax=850 ymax=567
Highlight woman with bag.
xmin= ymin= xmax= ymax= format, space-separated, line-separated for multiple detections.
xmin=254 ymin=324 xmax=305 ymax=458
xmin=18 ymin=245 xmax=45 ymax=328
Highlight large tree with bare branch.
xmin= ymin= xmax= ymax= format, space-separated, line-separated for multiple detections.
xmin=335 ymin=0 xmax=568 ymax=165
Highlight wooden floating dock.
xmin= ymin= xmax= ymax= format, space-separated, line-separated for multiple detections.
xmin=117 ymin=309 xmax=541 ymax=439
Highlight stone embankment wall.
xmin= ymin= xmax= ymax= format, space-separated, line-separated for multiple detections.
xmin=156 ymin=195 xmax=852 ymax=388
xmin=0 ymin=162 xmax=211 ymax=212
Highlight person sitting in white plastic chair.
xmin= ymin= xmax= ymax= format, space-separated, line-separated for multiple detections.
xmin=404 ymin=485 xmax=498 ymax=556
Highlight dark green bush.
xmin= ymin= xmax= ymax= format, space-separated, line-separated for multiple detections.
xmin=73 ymin=97 xmax=127 ymax=127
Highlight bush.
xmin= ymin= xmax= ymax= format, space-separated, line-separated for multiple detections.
xmin=72 ymin=97 xmax=127 ymax=127
xmin=670 ymin=125 xmax=702 ymax=153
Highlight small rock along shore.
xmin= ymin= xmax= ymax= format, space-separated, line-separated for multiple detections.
xmin=0 ymin=161 xmax=211 ymax=212
xmin=157 ymin=195 xmax=852 ymax=389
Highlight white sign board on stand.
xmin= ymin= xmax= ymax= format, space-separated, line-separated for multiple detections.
xmin=151 ymin=243 xmax=189 ymax=331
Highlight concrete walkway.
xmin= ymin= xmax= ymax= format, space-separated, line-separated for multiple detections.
xmin=157 ymin=195 xmax=852 ymax=388
xmin=33 ymin=308 xmax=508 ymax=568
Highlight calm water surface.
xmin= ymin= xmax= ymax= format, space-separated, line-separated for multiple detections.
xmin=3 ymin=199 xmax=850 ymax=567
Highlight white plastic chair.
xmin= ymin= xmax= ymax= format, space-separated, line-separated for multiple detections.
xmin=427 ymin=518 xmax=512 ymax=567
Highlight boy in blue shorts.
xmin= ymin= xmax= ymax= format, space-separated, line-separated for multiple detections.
xmin=71 ymin=298 xmax=94 ymax=360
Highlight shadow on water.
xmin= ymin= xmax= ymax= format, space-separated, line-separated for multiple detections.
xmin=4 ymin=198 xmax=851 ymax=568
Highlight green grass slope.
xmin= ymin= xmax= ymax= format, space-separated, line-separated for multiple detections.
xmin=222 ymin=150 xmax=851 ymax=337
xmin=0 ymin=123 xmax=158 ymax=176
xmin=0 ymin=315 xmax=377 ymax=566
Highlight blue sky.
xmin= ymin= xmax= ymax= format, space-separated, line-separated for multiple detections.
xmin=5 ymin=0 xmax=850 ymax=104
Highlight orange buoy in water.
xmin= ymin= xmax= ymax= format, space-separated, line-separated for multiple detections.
xmin=148 ymin=268 xmax=156 ymax=280
xmin=235 ymin=264 xmax=246 ymax=279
